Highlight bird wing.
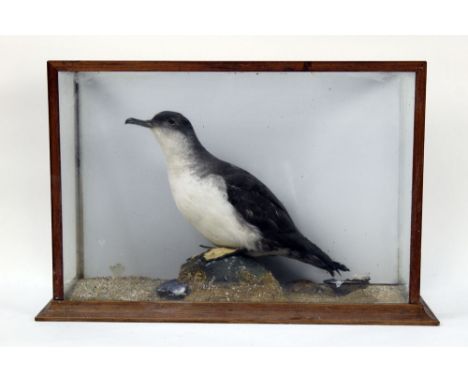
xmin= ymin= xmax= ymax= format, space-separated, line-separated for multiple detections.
xmin=217 ymin=162 xmax=298 ymax=238
xmin=213 ymin=160 xmax=350 ymax=275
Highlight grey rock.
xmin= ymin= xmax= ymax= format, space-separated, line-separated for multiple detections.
xmin=156 ymin=279 xmax=190 ymax=300
xmin=179 ymin=253 xmax=276 ymax=284
xmin=323 ymin=276 xmax=371 ymax=296
xmin=283 ymin=279 xmax=325 ymax=294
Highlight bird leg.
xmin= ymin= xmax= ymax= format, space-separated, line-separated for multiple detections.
xmin=201 ymin=247 xmax=241 ymax=262
xmin=199 ymin=244 xmax=214 ymax=249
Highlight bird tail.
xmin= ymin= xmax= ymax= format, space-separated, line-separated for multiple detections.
xmin=281 ymin=232 xmax=349 ymax=276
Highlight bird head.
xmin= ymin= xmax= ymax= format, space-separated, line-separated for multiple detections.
xmin=125 ymin=111 xmax=195 ymax=136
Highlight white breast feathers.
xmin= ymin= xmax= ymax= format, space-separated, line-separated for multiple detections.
xmin=168 ymin=171 xmax=262 ymax=250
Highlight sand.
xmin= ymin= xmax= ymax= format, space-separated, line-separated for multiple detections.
xmin=67 ymin=276 xmax=408 ymax=304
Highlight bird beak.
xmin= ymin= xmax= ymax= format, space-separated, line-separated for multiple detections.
xmin=125 ymin=117 xmax=153 ymax=128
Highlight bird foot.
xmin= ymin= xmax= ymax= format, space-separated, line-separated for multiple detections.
xmin=202 ymin=247 xmax=240 ymax=262
xmin=199 ymin=244 xmax=214 ymax=249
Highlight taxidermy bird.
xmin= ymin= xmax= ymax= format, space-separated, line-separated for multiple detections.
xmin=125 ymin=111 xmax=349 ymax=276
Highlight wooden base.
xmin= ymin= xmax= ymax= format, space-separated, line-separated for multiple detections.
xmin=36 ymin=298 xmax=439 ymax=325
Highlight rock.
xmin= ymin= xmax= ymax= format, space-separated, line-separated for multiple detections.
xmin=323 ymin=276 xmax=371 ymax=296
xmin=180 ymin=252 xmax=274 ymax=284
xmin=178 ymin=251 xmax=284 ymax=302
xmin=156 ymin=279 xmax=190 ymax=300
xmin=283 ymin=279 xmax=324 ymax=294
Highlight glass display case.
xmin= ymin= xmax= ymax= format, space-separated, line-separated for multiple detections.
xmin=36 ymin=61 xmax=438 ymax=325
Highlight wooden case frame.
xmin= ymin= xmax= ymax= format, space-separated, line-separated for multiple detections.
xmin=36 ymin=61 xmax=439 ymax=325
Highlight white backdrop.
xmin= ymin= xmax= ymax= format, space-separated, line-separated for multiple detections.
xmin=1 ymin=36 xmax=468 ymax=346
xmin=59 ymin=71 xmax=415 ymax=284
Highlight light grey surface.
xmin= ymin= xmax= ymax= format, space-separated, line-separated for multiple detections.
xmin=58 ymin=72 xmax=78 ymax=291
xmin=397 ymin=76 xmax=415 ymax=286
xmin=59 ymin=71 xmax=415 ymax=284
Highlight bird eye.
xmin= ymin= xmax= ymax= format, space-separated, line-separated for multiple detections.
xmin=168 ymin=118 xmax=175 ymax=125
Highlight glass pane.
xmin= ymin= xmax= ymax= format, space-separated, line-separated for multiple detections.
xmin=59 ymin=71 xmax=415 ymax=303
